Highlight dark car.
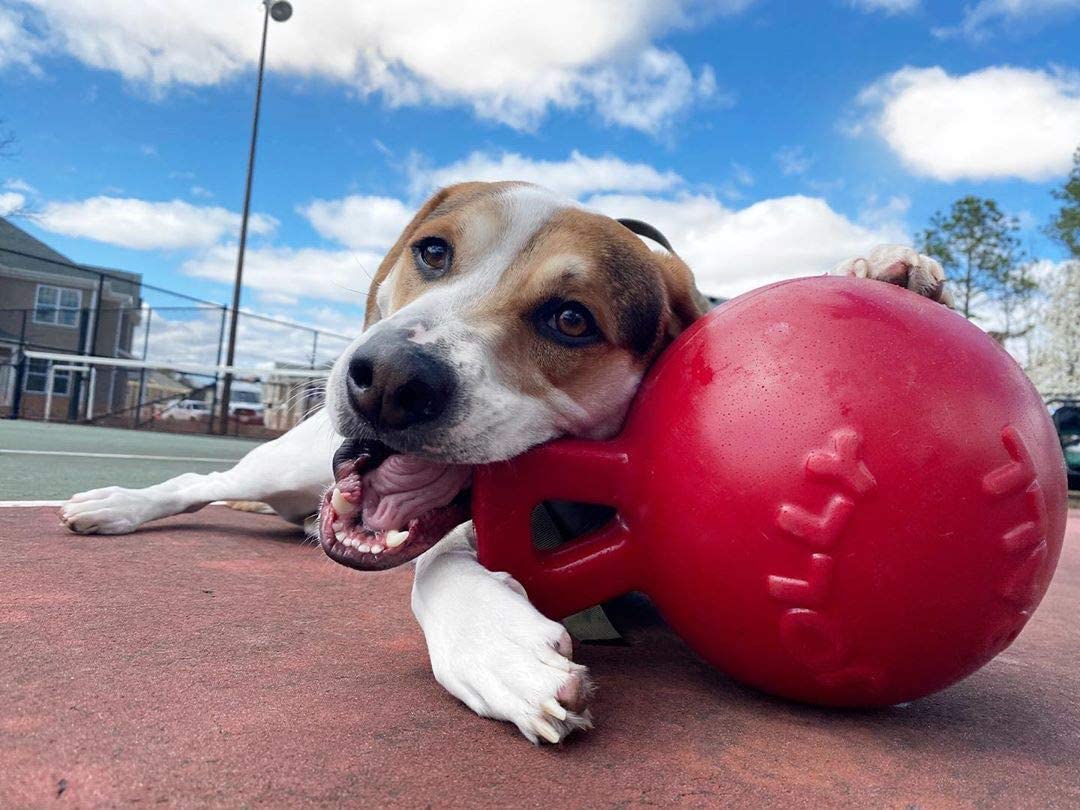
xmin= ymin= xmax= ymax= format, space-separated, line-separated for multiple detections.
xmin=1048 ymin=399 xmax=1080 ymax=490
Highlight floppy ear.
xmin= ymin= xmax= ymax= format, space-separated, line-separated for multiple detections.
xmin=657 ymin=251 xmax=709 ymax=341
xmin=363 ymin=184 xmax=466 ymax=329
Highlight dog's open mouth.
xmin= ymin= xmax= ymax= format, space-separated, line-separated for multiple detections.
xmin=318 ymin=438 xmax=472 ymax=571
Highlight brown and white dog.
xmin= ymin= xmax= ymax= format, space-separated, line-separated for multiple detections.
xmin=60 ymin=181 xmax=950 ymax=744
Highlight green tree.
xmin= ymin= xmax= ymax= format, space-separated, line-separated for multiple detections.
xmin=919 ymin=196 xmax=1031 ymax=321
xmin=1029 ymin=147 xmax=1080 ymax=394
xmin=1047 ymin=147 xmax=1080 ymax=260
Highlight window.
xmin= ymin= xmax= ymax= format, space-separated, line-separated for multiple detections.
xmin=33 ymin=285 xmax=82 ymax=328
xmin=24 ymin=358 xmax=72 ymax=396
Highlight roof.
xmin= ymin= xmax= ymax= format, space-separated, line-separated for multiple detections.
xmin=0 ymin=217 xmax=142 ymax=301
xmin=0 ymin=216 xmax=76 ymax=277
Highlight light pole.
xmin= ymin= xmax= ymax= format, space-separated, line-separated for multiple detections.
xmin=217 ymin=0 xmax=293 ymax=434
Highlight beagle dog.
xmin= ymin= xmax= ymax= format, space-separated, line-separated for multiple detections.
xmin=61 ymin=181 xmax=951 ymax=744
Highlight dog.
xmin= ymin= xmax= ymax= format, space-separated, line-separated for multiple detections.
xmin=60 ymin=181 xmax=951 ymax=744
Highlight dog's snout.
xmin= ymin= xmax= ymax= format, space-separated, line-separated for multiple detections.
xmin=346 ymin=340 xmax=455 ymax=431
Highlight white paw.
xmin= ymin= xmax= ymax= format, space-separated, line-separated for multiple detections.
xmin=833 ymin=244 xmax=952 ymax=306
xmin=60 ymin=487 xmax=154 ymax=534
xmin=430 ymin=603 xmax=592 ymax=744
xmin=414 ymin=538 xmax=593 ymax=744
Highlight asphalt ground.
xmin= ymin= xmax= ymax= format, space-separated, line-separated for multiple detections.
xmin=0 ymin=421 xmax=262 ymax=501
xmin=1 ymin=505 xmax=1078 ymax=807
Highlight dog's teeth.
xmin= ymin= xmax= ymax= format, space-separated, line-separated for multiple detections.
xmin=331 ymin=520 xmax=344 ymax=532
xmin=335 ymin=530 xmax=347 ymax=543
xmin=330 ymin=488 xmax=356 ymax=516
xmin=369 ymin=544 xmax=383 ymax=554
xmin=385 ymin=530 xmax=409 ymax=549
xmin=356 ymin=543 xmax=370 ymax=553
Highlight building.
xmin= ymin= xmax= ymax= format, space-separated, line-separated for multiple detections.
xmin=0 ymin=216 xmax=142 ymax=420
xmin=263 ymin=361 xmax=331 ymax=431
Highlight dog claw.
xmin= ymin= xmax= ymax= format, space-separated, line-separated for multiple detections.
xmin=541 ymin=698 xmax=567 ymax=721
xmin=533 ymin=718 xmax=562 ymax=744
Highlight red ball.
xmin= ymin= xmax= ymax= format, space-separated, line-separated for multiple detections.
xmin=473 ymin=276 xmax=1067 ymax=707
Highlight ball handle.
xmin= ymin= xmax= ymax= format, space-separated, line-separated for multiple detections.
xmin=472 ymin=439 xmax=640 ymax=619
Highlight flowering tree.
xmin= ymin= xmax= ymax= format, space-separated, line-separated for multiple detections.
xmin=1027 ymin=148 xmax=1080 ymax=396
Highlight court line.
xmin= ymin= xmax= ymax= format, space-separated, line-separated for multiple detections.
xmin=0 ymin=500 xmax=233 ymax=508
xmin=0 ymin=449 xmax=240 ymax=464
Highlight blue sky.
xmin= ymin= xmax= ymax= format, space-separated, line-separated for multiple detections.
xmin=2 ymin=0 xmax=1079 ymax=362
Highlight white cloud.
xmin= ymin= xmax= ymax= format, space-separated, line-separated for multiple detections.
xmin=193 ymin=189 xmax=903 ymax=305
xmin=291 ymin=150 xmax=907 ymax=302
xmin=856 ymin=65 xmax=1080 ymax=181
xmin=9 ymin=0 xmax=747 ymax=133
xmin=585 ymin=192 xmax=908 ymax=298
xmin=934 ymin=0 xmax=1080 ymax=39
xmin=774 ymin=145 xmax=812 ymax=176
xmin=299 ymin=195 xmax=413 ymax=251
xmin=0 ymin=191 xmax=26 ymax=216
xmin=0 ymin=6 xmax=42 ymax=72
xmin=142 ymin=306 xmax=356 ymax=370
xmin=36 ymin=197 xmax=278 ymax=250
xmin=410 ymin=150 xmax=684 ymax=199
xmin=4 ymin=178 xmax=36 ymax=194
xmin=181 ymin=243 xmax=381 ymax=302
xmin=848 ymin=0 xmax=920 ymax=13
xmin=19 ymin=148 xmax=907 ymax=309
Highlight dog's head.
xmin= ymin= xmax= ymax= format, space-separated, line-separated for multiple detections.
xmin=319 ymin=181 xmax=706 ymax=569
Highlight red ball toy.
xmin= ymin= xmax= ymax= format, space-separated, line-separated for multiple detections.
xmin=472 ymin=276 xmax=1067 ymax=707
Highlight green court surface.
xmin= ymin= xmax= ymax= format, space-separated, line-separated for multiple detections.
xmin=0 ymin=420 xmax=264 ymax=501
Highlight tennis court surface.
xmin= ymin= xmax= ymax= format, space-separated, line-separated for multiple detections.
xmin=1 ymin=481 xmax=1078 ymax=805
xmin=0 ymin=421 xmax=263 ymax=501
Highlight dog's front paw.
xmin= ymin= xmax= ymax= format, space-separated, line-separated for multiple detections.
xmin=60 ymin=486 xmax=154 ymax=534
xmin=434 ymin=614 xmax=592 ymax=745
xmin=415 ymin=554 xmax=593 ymax=744
xmin=833 ymin=244 xmax=953 ymax=306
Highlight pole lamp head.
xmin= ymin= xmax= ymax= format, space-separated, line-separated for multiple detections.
xmin=268 ymin=0 xmax=293 ymax=22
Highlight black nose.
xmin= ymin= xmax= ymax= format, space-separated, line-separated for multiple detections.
xmin=346 ymin=342 xmax=455 ymax=431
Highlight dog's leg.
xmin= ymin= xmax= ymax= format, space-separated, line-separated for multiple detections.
xmin=412 ymin=521 xmax=592 ymax=744
xmin=833 ymin=244 xmax=953 ymax=306
xmin=61 ymin=410 xmax=339 ymax=535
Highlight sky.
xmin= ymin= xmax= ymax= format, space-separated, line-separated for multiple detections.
xmin=1 ymin=0 xmax=1079 ymax=365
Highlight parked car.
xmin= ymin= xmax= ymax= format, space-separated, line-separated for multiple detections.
xmin=231 ymin=406 xmax=264 ymax=426
xmin=161 ymin=399 xmax=212 ymax=421
xmin=1048 ymin=399 xmax=1080 ymax=490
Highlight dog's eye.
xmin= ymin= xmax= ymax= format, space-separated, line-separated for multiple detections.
xmin=537 ymin=300 xmax=600 ymax=345
xmin=412 ymin=237 xmax=451 ymax=279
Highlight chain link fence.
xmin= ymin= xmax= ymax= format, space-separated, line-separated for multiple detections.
xmin=0 ymin=246 xmax=354 ymax=438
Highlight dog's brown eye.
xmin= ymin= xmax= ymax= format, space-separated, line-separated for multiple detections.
xmin=413 ymin=237 xmax=451 ymax=279
xmin=537 ymin=300 xmax=599 ymax=346
xmin=555 ymin=307 xmax=589 ymax=337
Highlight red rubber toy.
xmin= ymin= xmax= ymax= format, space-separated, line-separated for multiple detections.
xmin=472 ymin=276 xmax=1067 ymax=707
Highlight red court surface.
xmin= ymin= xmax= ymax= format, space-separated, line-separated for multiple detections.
xmin=2 ymin=506 xmax=1078 ymax=807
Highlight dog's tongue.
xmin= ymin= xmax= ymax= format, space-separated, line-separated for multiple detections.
xmin=360 ymin=455 xmax=472 ymax=532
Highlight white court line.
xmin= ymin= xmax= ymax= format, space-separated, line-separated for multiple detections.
xmin=0 ymin=449 xmax=239 ymax=464
xmin=0 ymin=500 xmax=233 ymax=508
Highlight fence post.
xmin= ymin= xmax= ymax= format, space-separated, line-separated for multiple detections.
xmin=9 ymin=310 xmax=27 ymax=419
xmin=66 ymin=306 xmax=90 ymax=422
xmin=133 ymin=306 xmax=153 ymax=427
xmin=207 ymin=304 xmax=227 ymax=434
